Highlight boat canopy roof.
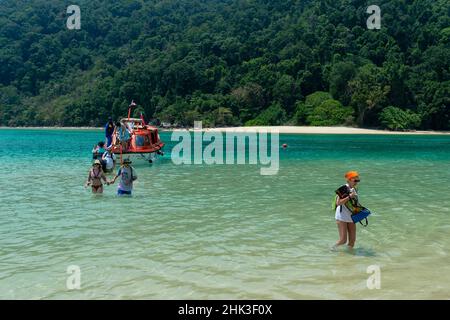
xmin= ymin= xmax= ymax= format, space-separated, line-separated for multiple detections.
xmin=120 ymin=118 xmax=157 ymax=131
xmin=120 ymin=118 xmax=143 ymax=123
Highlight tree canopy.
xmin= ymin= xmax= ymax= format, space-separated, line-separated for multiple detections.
xmin=0 ymin=0 xmax=449 ymax=130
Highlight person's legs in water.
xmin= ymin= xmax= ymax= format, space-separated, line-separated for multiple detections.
xmin=117 ymin=189 xmax=132 ymax=196
xmin=100 ymin=160 xmax=107 ymax=172
xmin=91 ymin=184 xmax=103 ymax=194
xmin=347 ymin=223 xmax=356 ymax=248
xmin=335 ymin=221 xmax=348 ymax=247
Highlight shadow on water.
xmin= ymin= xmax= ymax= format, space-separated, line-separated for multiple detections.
xmin=330 ymin=245 xmax=377 ymax=257
xmin=350 ymin=246 xmax=377 ymax=257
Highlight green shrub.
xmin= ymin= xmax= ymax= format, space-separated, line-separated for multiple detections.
xmin=379 ymin=106 xmax=422 ymax=131
xmin=292 ymin=102 xmax=309 ymax=125
xmin=245 ymin=102 xmax=287 ymax=126
xmin=305 ymin=91 xmax=332 ymax=108
xmin=307 ymin=99 xmax=354 ymax=126
xmin=293 ymin=91 xmax=332 ymax=125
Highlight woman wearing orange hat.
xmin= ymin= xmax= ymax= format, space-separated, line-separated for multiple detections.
xmin=334 ymin=171 xmax=361 ymax=249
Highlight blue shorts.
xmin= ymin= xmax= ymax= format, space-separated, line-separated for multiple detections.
xmin=117 ymin=189 xmax=132 ymax=196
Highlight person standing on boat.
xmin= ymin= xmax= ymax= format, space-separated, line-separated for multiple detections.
xmin=105 ymin=118 xmax=115 ymax=148
xmin=115 ymin=121 xmax=131 ymax=151
xmin=110 ymin=158 xmax=137 ymax=196
xmin=85 ymin=160 xmax=110 ymax=194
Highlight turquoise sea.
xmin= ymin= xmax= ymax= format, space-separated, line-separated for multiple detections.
xmin=0 ymin=129 xmax=449 ymax=299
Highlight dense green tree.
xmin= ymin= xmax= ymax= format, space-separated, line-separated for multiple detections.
xmin=246 ymin=102 xmax=287 ymax=126
xmin=349 ymin=64 xmax=391 ymax=126
xmin=0 ymin=0 xmax=448 ymax=129
xmin=379 ymin=106 xmax=422 ymax=131
xmin=272 ymin=74 xmax=301 ymax=113
xmin=328 ymin=61 xmax=357 ymax=106
xmin=293 ymin=91 xmax=332 ymax=125
xmin=230 ymin=83 xmax=266 ymax=122
xmin=307 ymin=99 xmax=354 ymax=126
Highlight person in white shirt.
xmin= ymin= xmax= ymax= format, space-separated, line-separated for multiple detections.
xmin=102 ymin=149 xmax=117 ymax=173
xmin=110 ymin=158 xmax=138 ymax=196
xmin=334 ymin=171 xmax=360 ymax=249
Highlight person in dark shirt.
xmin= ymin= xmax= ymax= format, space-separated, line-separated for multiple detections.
xmin=92 ymin=141 xmax=106 ymax=160
xmin=105 ymin=117 xmax=115 ymax=148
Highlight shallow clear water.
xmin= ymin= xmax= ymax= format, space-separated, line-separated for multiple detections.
xmin=0 ymin=129 xmax=449 ymax=299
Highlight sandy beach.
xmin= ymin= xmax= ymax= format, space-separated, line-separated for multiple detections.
xmin=170 ymin=126 xmax=450 ymax=135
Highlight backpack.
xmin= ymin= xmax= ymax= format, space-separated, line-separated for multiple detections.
xmin=333 ymin=185 xmax=370 ymax=227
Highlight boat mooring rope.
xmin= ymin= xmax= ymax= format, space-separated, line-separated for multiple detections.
xmin=120 ymin=144 xmax=123 ymax=165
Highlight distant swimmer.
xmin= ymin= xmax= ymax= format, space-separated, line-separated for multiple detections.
xmin=332 ymin=171 xmax=361 ymax=250
xmin=110 ymin=158 xmax=137 ymax=196
xmin=85 ymin=160 xmax=110 ymax=194
xmin=282 ymin=143 xmax=288 ymax=149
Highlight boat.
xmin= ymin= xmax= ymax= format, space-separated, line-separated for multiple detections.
xmin=110 ymin=102 xmax=165 ymax=163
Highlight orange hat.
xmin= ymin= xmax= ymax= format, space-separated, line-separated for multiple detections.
xmin=345 ymin=171 xmax=359 ymax=180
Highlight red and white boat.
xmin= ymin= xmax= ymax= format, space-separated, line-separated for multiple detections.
xmin=110 ymin=102 xmax=165 ymax=163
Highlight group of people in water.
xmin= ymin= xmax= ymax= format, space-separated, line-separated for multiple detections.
xmin=91 ymin=141 xmax=117 ymax=172
xmin=87 ymin=116 xmax=366 ymax=248
xmin=85 ymin=156 xmax=137 ymax=196
xmin=85 ymin=118 xmax=138 ymax=196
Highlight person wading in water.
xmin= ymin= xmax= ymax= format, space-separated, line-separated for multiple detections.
xmin=85 ymin=160 xmax=110 ymax=194
xmin=333 ymin=171 xmax=361 ymax=250
xmin=110 ymin=158 xmax=137 ymax=196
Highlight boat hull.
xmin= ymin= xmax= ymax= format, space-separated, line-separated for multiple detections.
xmin=110 ymin=118 xmax=165 ymax=161
xmin=114 ymin=152 xmax=161 ymax=163
xmin=112 ymin=142 xmax=165 ymax=163
xmin=111 ymin=142 xmax=165 ymax=155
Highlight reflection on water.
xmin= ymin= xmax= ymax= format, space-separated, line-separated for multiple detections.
xmin=0 ymin=129 xmax=449 ymax=299
xmin=350 ymin=247 xmax=377 ymax=257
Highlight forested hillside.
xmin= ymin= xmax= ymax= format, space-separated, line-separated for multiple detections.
xmin=0 ymin=0 xmax=449 ymax=129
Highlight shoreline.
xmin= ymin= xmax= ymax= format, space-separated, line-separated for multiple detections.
xmin=198 ymin=126 xmax=450 ymax=135
xmin=1 ymin=125 xmax=449 ymax=135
